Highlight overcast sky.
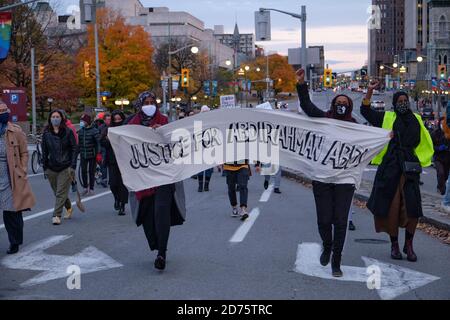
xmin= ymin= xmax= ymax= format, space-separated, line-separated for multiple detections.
xmin=55 ymin=0 xmax=373 ymax=71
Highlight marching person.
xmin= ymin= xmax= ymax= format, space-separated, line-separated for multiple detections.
xmin=296 ymin=68 xmax=357 ymax=277
xmin=61 ymin=110 xmax=79 ymax=193
xmin=431 ymin=117 xmax=450 ymax=195
xmin=104 ymin=110 xmax=128 ymax=216
xmin=42 ymin=110 xmax=78 ymax=225
xmin=223 ymin=160 xmax=250 ymax=221
xmin=0 ymin=101 xmax=36 ymax=254
xmin=99 ymin=113 xmax=111 ymax=188
xmin=361 ymin=81 xmax=433 ymax=262
xmin=197 ymin=105 xmax=214 ymax=192
xmin=77 ymin=114 xmax=101 ymax=196
xmin=127 ymin=91 xmax=186 ymax=271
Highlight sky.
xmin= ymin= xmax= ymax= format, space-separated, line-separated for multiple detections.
xmin=56 ymin=0 xmax=373 ymax=71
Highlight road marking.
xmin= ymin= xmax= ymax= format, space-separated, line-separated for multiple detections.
xmin=1 ymin=235 xmax=123 ymax=287
xmin=0 ymin=191 xmax=112 ymax=230
xmin=294 ymin=242 xmax=440 ymax=300
xmin=364 ymin=169 xmax=378 ymax=172
xmin=259 ymin=184 xmax=274 ymax=202
xmin=28 ymin=173 xmax=44 ymax=178
xmin=229 ymin=208 xmax=260 ymax=243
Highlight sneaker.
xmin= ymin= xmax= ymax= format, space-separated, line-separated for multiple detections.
xmin=331 ymin=254 xmax=343 ymax=278
xmin=52 ymin=216 xmax=61 ymax=225
xmin=264 ymin=180 xmax=269 ymax=190
xmin=320 ymin=247 xmax=332 ymax=266
xmin=240 ymin=207 xmax=249 ymax=221
xmin=348 ymin=221 xmax=356 ymax=231
xmin=88 ymin=189 xmax=94 ymax=196
xmin=118 ymin=203 xmax=126 ymax=216
xmin=274 ymin=188 xmax=281 ymax=194
xmin=231 ymin=207 xmax=239 ymax=218
xmin=81 ymin=189 xmax=89 ymax=196
xmin=6 ymin=244 xmax=19 ymax=255
xmin=64 ymin=207 xmax=73 ymax=220
xmin=441 ymin=204 xmax=450 ymax=214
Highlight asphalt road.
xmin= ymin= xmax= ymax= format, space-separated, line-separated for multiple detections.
xmin=0 ymin=166 xmax=449 ymax=300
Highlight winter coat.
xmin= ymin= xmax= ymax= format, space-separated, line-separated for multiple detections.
xmin=431 ymin=127 xmax=450 ymax=162
xmin=5 ymin=123 xmax=36 ymax=211
xmin=361 ymin=104 xmax=423 ymax=219
xmin=77 ymin=126 xmax=100 ymax=160
xmin=42 ymin=127 xmax=78 ymax=172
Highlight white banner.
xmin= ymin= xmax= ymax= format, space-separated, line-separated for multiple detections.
xmin=108 ymin=109 xmax=390 ymax=192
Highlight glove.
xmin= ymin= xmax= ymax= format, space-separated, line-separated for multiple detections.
xmin=96 ymin=153 xmax=103 ymax=165
xmin=438 ymin=145 xmax=448 ymax=152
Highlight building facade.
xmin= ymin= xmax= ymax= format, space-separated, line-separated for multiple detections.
xmin=368 ymin=0 xmax=405 ymax=77
xmin=213 ymin=24 xmax=255 ymax=66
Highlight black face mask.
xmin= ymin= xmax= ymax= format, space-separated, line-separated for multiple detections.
xmin=335 ymin=104 xmax=348 ymax=116
xmin=395 ymin=101 xmax=410 ymax=115
xmin=111 ymin=120 xmax=124 ymax=127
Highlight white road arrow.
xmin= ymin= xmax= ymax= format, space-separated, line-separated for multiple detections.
xmin=1 ymin=235 xmax=123 ymax=287
xmin=294 ymin=243 xmax=440 ymax=300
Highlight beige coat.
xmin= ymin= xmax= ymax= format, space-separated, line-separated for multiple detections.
xmin=5 ymin=123 xmax=36 ymax=211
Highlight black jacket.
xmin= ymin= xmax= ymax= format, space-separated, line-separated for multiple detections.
xmin=361 ymin=104 xmax=423 ymax=219
xmin=431 ymin=127 xmax=450 ymax=162
xmin=42 ymin=127 xmax=78 ymax=172
xmin=77 ymin=126 xmax=100 ymax=160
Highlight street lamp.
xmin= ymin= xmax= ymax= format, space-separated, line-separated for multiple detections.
xmin=225 ymin=60 xmax=232 ymax=66
xmin=114 ymin=99 xmax=130 ymax=110
xmin=393 ymin=63 xmax=399 ymax=68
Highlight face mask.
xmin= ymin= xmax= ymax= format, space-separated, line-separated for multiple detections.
xmin=80 ymin=121 xmax=86 ymax=128
xmin=335 ymin=104 xmax=348 ymax=116
xmin=141 ymin=105 xmax=157 ymax=117
xmin=395 ymin=102 xmax=410 ymax=114
xmin=51 ymin=118 xmax=61 ymax=127
xmin=112 ymin=120 xmax=123 ymax=127
xmin=0 ymin=113 xmax=9 ymax=124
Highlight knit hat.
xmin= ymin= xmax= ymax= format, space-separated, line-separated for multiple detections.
xmin=81 ymin=114 xmax=92 ymax=125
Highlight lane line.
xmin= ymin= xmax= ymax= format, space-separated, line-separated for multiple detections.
xmin=28 ymin=173 xmax=44 ymax=178
xmin=0 ymin=191 xmax=112 ymax=230
xmin=229 ymin=208 xmax=260 ymax=243
xmin=259 ymin=184 xmax=274 ymax=202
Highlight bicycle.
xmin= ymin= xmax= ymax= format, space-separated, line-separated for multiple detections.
xmin=30 ymin=135 xmax=43 ymax=174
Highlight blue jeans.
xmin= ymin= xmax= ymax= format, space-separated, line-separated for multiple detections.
xmin=264 ymin=168 xmax=281 ymax=188
xmin=442 ymin=179 xmax=450 ymax=206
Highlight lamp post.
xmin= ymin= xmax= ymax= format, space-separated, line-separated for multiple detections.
xmin=114 ymin=99 xmax=130 ymax=111
xmin=166 ymin=44 xmax=199 ymax=121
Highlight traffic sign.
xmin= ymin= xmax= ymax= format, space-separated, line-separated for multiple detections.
xmin=101 ymin=91 xmax=111 ymax=97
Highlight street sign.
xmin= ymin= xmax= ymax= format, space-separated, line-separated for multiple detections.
xmin=220 ymin=95 xmax=236 ymax=108
xmin=255 ymin=10 xmax=271 ymax=41
xmin=212 ymin=80 xmax=218 ymax=97
xmin=203 ymin=80 xmax=210 ymax=96
xmin=101 ymin=91 xmax=111 ymax=97
xmin=10 ymin=93 xmax=18 ymax=104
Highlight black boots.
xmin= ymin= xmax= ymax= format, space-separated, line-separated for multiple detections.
xmin=198 ymin=176 xmax=204 ymax=192
xmin=118 ymin=203 xmax=125 ymax=216
xmin=391 ymin=242 xmax=403 ymax=260
xmin=320 ymin=246 xmax=332 ymax=266
xmin=114 ymin=199 xmax=120 ymax=211
xmin=331 ymin=254 xmax=343 ymax=278
xmin=204 ymin=177 xmax=210 ymax=192
xmin=7 ymin=244 xmax=19 ymax=255
xmin=403 ymin=240 xmax=418 ymax=262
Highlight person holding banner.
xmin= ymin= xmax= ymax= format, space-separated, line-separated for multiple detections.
xmin=197 ymin=106 xmax=214 ymax=192
xmin=296 ymin=69 xmax=356 ymax=278
xmin=224 ymin=160 xmax=250 ymax=221
xmin=361 ymin=82 xmax=433 ymax=262
xmin=104 ymin=110 xmax=128 ymax=216
xmin=127 ymin=91 xmax=185 ymax=271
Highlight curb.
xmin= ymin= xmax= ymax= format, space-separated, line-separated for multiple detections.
xmin=282 ymin=169 xmax=450 ymax=232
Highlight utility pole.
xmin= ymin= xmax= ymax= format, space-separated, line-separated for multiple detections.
xmin=93 ymin=2 xmax=101 ymax=109
xmin=301 ymin=5 xmax=307 ymax=79
xmin=31 ymin=48 xmax=37 ymax=137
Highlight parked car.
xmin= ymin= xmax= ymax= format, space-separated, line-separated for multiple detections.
xmin=371 ymin=101 xmax=386 ymax=112
xmin=420 ymin=107 xmax=435 ymax=121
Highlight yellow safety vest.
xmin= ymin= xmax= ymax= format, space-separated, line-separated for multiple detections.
xmin=371 ymin=112 xmax=434 ymax=167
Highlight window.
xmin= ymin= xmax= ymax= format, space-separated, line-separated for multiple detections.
xmin=439 ymin=15 xmax=448 ymax=39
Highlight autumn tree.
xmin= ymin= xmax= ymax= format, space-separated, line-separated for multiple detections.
xmin=76 ymin=8 xmax=159 ymax=107
xmin=244 ymin=54 xmax=297 ymax=95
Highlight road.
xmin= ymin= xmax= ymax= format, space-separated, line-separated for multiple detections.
xmin=0 ymin=162 xmax=449 ymax=300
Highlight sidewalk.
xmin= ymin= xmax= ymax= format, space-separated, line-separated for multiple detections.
xmin=283 ymin=168 xmax=450 ymax=232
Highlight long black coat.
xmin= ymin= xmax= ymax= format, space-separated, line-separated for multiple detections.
xmin=361 ymin=105 xmax=423 ymax=218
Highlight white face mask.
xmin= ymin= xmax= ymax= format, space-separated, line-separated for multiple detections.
xmin=141 ymin=105 xmax=157 ymax=117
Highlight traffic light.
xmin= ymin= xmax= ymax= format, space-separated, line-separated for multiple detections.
xmin=439 ymin=65 xmax=447 ymax=79
xmin=324 ymin=68 xmax=332 ymax=88
xmin=38 ymin=64 xmax=45 ymax=81
xmin=84 ymin=61 xmax=90 ymax=78
xmin=181 ymin=68 xmax=189 ymax=88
